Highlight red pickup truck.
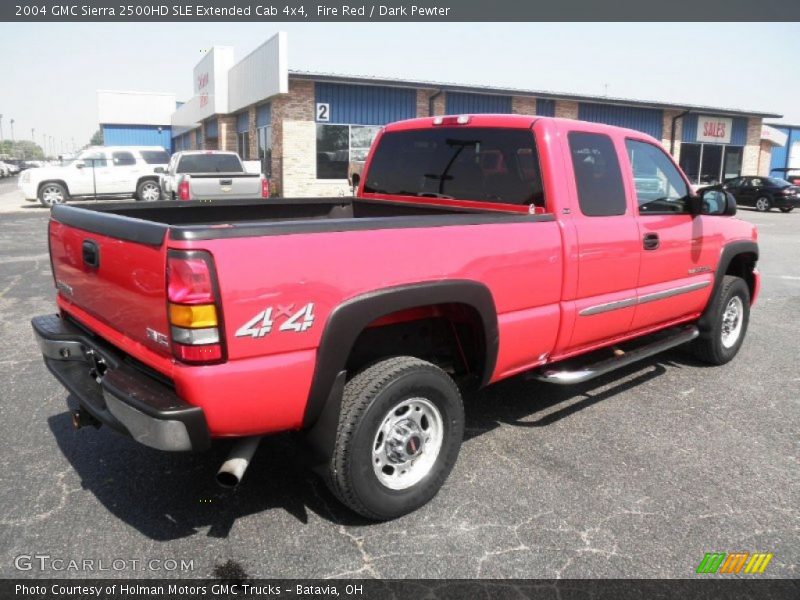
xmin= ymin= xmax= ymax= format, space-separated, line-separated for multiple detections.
xmin=33 ymin=115 xmax=759 ymax=520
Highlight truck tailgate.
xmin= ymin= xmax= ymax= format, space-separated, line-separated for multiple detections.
xmin=49 ymin=218 xmax=172 ymax=359
xmin=189 ymin=173 xmax=261 ymax=200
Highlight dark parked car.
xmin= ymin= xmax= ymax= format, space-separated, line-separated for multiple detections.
xmin=720 ymin=176 xmax=800 ymax=213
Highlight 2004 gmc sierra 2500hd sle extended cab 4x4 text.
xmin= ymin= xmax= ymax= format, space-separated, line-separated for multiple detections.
xmin=32 ymin=115 xmax=760 ymax=520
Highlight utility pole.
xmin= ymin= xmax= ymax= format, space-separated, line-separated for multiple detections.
xmin=31 ymin=128 xmax=35 ymax=159
xmin=0 ymin=114 xmax=4 ymax=142
xmin=10 ymin=118 xmax=14 ymax=143
xmin=42 ymin=133 xmax=46 ymax=158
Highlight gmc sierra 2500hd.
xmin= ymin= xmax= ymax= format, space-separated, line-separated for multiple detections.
xmin=32 ymin=115 xmax=759 ymax=520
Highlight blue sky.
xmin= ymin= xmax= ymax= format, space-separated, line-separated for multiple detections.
xmin=1 ymin=22 xmax=798 ymax=150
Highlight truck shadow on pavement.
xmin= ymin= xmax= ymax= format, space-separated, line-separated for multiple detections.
xmin=47 ymin=349 xmax=703 ymax=539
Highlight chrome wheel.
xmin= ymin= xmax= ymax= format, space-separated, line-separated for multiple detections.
xmin=755 ymin=197 xmax=770 ymax=212
xmin=41 ymin=185 xmax=65 ymax=206
xmin=372 ymin=397 xmax=444 ymax=490
xmin=139 ymin=182 xmax=160 ymax=202
xmin=721 ymin=296 xmax=744 ymax=349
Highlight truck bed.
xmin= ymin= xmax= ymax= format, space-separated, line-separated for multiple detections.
xmin=52 ymin=197 xmax=550 ymax=244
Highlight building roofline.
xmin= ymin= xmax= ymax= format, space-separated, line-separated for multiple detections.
xmin=288 ymin=70 xmax=782 ymax=119
xmin=765 ymin=122 xmax=800 ymax=129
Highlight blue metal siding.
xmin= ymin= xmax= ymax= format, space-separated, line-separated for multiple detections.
xmin=315 ymin=82 xmax=416 ymax=125
xmin=236 ymin=112 xmax=249 ymax=134
xmin=256 ymin=104 xmax=271 ymax=128
xmin=102 ymin=125 xmax=172 ymax=151
xmin=195 ymin=129 xmax=202 ymax=148
xmin=205 ymin=118 xmax=218 ymax=138
xmin=445 ymin=92 xmax=512 ymax=115
xmin=578 ymin=103 xmax=663 ymax=139
xmin=682 ymin=114 xmax=748 ymax=146
xmin=730 ymin=118 xmax=748 ymax=146
xmin=536 ymin=99 xmax=556 ymax=117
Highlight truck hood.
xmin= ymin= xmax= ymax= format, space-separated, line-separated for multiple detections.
xmin=23 ymin=165 xmax=75 ymax=182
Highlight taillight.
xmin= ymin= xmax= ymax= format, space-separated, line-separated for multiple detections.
xmin=261 ymin=177 xmax=270 ymax=198
xmin=167 ymin=250 xmax=225 ymax=364
xmin=432 ymin=115 xmax=471 ymax=126
xmin=178 ymin=178 xmax=190 ymax=200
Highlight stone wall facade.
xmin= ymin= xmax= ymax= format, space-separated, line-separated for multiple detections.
xmin=511 ymin=96 xmax=537 ymax=116
xmin=555 ymin=100 xmax=579 ymax=120
xmin=742 ymin=117 xmax=763 ymax=176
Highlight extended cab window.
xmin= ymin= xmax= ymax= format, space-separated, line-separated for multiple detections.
xmin=625 ymin=139 xmax=689 ymax=214
xmin=177 ymin=154 xmax=243 ymax=173
xmin=363 ymin=128 xmax=545 ymax=207
xmin=112 ymin=151 xmax=136 ymax=166
xmin=140 ymin=150 xmax=170 ymax=165
xmin=568 ymin=132 xmax=626 ymax=216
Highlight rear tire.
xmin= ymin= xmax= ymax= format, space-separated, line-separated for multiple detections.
xmin=38 ymin=182 xmax=68 ymax=207
xmin=326 ymin=356 xmax=464 ymax=520
xmin=691 ymin=275 xmax=750 ymax=365
xmin=779 ymin=206 xmax=794 ymax=213
xmin=136 ymin=179 xmax=161 ymax=202
xmin=755 ymin=196 xmax=772 ymax=212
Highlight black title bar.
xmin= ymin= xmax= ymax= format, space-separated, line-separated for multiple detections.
xmin=3 ymin=0 xmax=800 ymax=22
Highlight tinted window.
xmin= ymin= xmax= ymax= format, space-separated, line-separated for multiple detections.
xmin=176 ymin=154 xmax=243 ymax=173
xmin=625 ymin=139 xmax=690 ymax=214
xmin=140 ymin=150 xmax=170 ymax=165
xmin=568 ymin=132 xmax=626 ymax=216
xmin=764 ymin=177 xmax=791 ymax=187
xmin=317 ymin=125 xmax=349 ymax=179
xmin=79 ymin=151 xmax=107 ymax=168
xmin=725 ymin=177 xmax=743 ymax=189
xmin=363 ymin=127 xmax=545 ymax=206
xmin=112 ymin=151 xmax=136 ymax=166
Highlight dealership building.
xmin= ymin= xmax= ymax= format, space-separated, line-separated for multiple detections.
xmin=97 ymin=32 xmax=784 ymax=197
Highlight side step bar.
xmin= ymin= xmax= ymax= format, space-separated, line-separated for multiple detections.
xmin=531 ymin=325 xmax=699 ymax=385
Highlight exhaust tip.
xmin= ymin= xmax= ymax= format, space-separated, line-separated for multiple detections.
xmin=216 ymin=471 xmax=241 ymax=489
xmin=71 ymin=410 xmax=81 ymax=430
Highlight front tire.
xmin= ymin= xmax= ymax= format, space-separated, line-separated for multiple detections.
xmin=136 ymin=179 xmax=161 ymax=202
xmin=326 ymin=356 xmax=464 ymax=520
xmin=38 ymin=182 xmax=68 ymax=207
xmin=755 ymin=196 xmax=772 ymax=212
xmin=691 ymin=275 xmax=750 ymax=365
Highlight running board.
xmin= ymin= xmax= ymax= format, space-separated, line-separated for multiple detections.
xmin=531 ymin=325 xmax=699 ymax=385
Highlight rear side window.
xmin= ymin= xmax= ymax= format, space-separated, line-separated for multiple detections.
xmin=112 ymin=151 xmax=136 ymax=166
xmin=140 ymin=150 xmax=170 ymax=165
xmin=177 ymin=154 xmax=243 ymax=173
xmin=568 ymin=132 xmax=626 ymax=216
xmin=363 ymin=127 xmax=545 ymax=207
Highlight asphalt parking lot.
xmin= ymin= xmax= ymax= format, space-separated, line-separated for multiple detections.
xmin=0 ymin=185 xmax=797 ymax=580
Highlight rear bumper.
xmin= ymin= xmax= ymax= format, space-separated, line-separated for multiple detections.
xmin=32 ymin=314 xmax=210 ymax=452
xmin=775 ymin=196 xmax=800 ymax=208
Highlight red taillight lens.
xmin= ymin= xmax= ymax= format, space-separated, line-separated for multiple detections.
xmin=167 ymin=251 xmax=225 ymax=364
xmin=261 ymin=177 xmax=270 ymax=198
xmin=173 ymin=343 xmax=222 ymax=363
xmin=178 ymin=180 xmax=190 ymax=200
xmin=168 ymin=256 xmax=214 ymax=304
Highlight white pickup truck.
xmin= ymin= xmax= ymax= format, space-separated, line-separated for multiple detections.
xmin=157 ymin=151 xmax=269 ymax=201
xmin=18 ymin=146 xmax=169 ymax=207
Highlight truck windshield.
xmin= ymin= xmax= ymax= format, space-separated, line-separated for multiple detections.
xmin=177 ymin=154 xmax=243 ymax=174
xmin=363 ymin=127 xmax=544 ymax=207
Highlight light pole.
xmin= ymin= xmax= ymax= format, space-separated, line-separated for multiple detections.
xmin=31 ymin=128 xmax=35 ymax=159
xmin=10 ymin=118 xmax=14 ymax=144
xmin=42 ymin=133 xmax=46 ymax=158
xmin=0 ymin=114 xmax=4 ymax=142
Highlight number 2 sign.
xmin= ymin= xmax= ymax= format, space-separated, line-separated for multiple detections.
xmin=316 ymin=103 xmax=330 ymax=122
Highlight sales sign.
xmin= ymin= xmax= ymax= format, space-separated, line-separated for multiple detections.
xmin=696 ymin=115 xmax=733 ymax=144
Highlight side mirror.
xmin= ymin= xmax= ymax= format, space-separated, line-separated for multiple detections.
xmin=74 ymin=161 xmax=85 ymax=169
xmin=153 ymin=167 xmax=165 ymax=174
xmin=696 ymin=188 xmax=736 ymax=216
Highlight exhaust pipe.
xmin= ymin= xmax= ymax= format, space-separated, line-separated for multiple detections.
xmin=216 ymin=436 xmax=261 ymax=489
xmin=71 ymin=409 xmax=100 ymax=430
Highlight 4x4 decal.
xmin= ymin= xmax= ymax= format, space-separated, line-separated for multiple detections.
xmin=235 ymin=303 xmax=315 ymax=338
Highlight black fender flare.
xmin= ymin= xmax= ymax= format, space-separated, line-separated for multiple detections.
xmin=698 ymin=240 xmax=759 ymax=333
xmin=300 ymin=280 xmax=498 ymax=465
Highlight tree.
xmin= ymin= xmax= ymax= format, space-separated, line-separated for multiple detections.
xmin=0 ymin=139 xmax=44 ymax=160
xmin=89 ymin=129 xmax=103 ymax=146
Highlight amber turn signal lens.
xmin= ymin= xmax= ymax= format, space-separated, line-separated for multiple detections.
xmin=168 ymin=303 xmax=218 ymax=328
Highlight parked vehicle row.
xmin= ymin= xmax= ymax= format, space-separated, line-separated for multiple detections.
xmin=714 ymin=176 xmax=799 ymax=213
xmin=18 ymin=145 xmax=271 ymax=206
xmin=0 ymin=160 xmax=20 ymax=177
xmin=33 ymin=114 xmax=759 ymax=520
